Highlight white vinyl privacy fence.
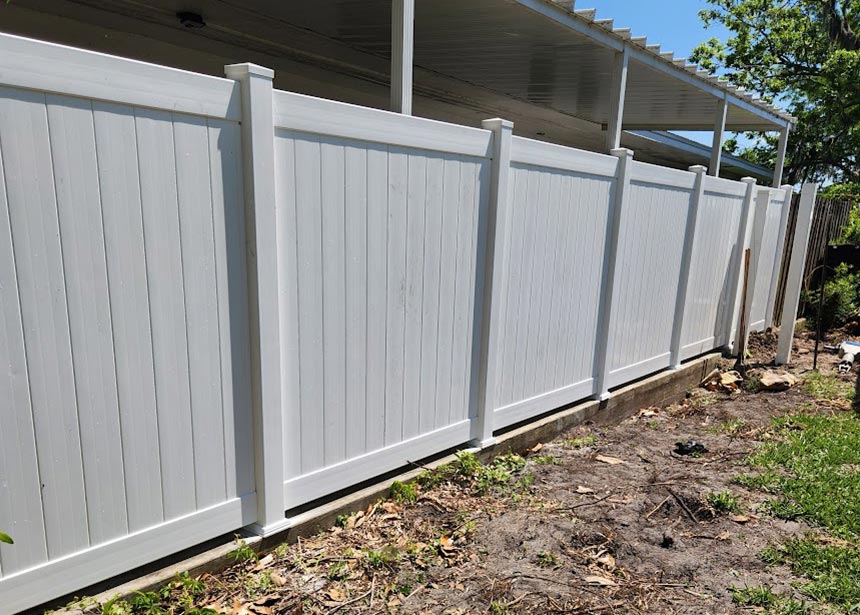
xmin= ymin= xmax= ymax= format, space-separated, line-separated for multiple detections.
xmin=0 ymin=33 xmax=798 ymax=614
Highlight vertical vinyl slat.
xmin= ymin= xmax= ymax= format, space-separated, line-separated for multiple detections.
xmin=209 ymin=119 xmax=254 ymax=497
xmin=0 ymin=88 xmax=89 ymax=558
xmin=135 ymin=108 xmax=196 ymax=519
xmin=344 ymin=144 xmax=368 ymax=458
xmin=365 ymin=145 xmax=388 ymax=452
xmin=320 ymin=138 xmax=347 ymax=466
xmin=499 ymin=167 xmax=527 ymax=408
xmin=403 ymin=153 xmax=426 ymax=439
xmin=0 ymin=127 xmax=48 ymax=574
xmin=46 ymin=94 xmax=127 ymax=544
xmin=92 ymin=102 xmax=163 ymax=530
xmin=275 ymin=132 xmax=302 ymax=480
xmin=174 ymin=116 xmax=227 ymax=508
xmin=450 ymin=159 xmax=477 ymax=420
xmin=418 ymin=155 xmax=443 ymax=433
xmin=384 ymin=148 xmax=408 ymax=445
xmin=294 ymin=134 xmax=325 ymax=473
xmin=434 ymin=156 xmax=458 ymax=428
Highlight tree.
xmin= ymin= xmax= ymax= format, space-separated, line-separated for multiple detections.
xmin=691 ymin=0 xmax=860 ymax=184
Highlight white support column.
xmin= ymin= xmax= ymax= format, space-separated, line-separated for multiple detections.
xmin=605 ymin=47 xmax=630 ymax=152
xmin=473 ymin=118 xmax=514 ymax=447
xmin=726 ymin=177 xmax=758 ymax=355
xmin=593 ymin=148 xmax=634 ymax=400
xmin=772 ymin=126 xmax=790 ymax=187
xmin=224 ymin=63 xmax=288 ymax=537
xmin=390 ymin=0 xmax=414 ymax=115
xmin=776 ymin=182 xmax=818 ymax=365
xmin=669 ymin=165 xmax=707 ymax=369
xmin=709 ymin=94 xmax=728 ymax=176
xmin=740 ymin=187 xmax=771 ymax=351
xmin=764 ymin=185 xmax=794 ymax=329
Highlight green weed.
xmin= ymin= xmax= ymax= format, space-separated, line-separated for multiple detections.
xmin=390 ymin=480 xmax=419 ymax=504
xmin=706 ymin=490 xmax=742 ymax=514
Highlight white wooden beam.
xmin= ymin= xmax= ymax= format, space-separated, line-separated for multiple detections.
xmin=776 ymin=182 xmax=818 ymax=364
xmin=390 ymin=0 xmax=414 ymax=115
xmin=709 ymin=94 xmax=728 ymax=176
xmin=605 ymin=46 xmax=629 ymax=152
xmin=772 ymin=125 xmax=790 ymax=187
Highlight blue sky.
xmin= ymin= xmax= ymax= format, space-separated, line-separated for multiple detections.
xmin=591 ymin=1 xmax=735 ymax=145
xmin=589 ymin=0 xmax=730 ymax=60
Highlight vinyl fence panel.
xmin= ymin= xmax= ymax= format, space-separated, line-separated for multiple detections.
xmin=679 ymin=177 xmax=748 ymax=360
xmin=0 ymin=36 xmax=256 ymax=614
xmin=492 ymin=138 xmax=616 ymax=428
xmin=605 ymin=162 xmax=694 ymax=387
xmin=272 ymin=90 xmax=492 ymax=510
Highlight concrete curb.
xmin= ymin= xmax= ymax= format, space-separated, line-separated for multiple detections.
xmin=47 ymin=352 xmax=721 ymax=614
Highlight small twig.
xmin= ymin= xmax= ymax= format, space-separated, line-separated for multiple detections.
xmin=559 ymin=493 xmax=613 ymax=511
xmin=369 ymin=574 xmax=376 ymax=610
xmin=668 ymin=489 xmax=698 ymax=523
xmin=325 ymin=589 xmax=372 ymax=615
xmin=645 ymin=496 xmax=671 ymax=519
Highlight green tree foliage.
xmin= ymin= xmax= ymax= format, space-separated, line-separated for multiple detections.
xmin=691 ymin=0 xmax=860 ymax=183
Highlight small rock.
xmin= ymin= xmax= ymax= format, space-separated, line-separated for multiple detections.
xmin=660 ymin=533 xmax=675 ymax=548
xmin=674 ymin=440 xmax=708 ymax=456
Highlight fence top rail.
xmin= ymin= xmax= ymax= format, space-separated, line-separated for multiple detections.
xmin=703 ymin=175 xmax=750 ymax=198
xmin=272 ymin=89 xmax=493 ymax=159
xmin=509 ymin=135 xmax=619 ymax=178
xmin=629 ymin=159 xmax=697 ymax=190
xmin=0 ymin=32 xmax=240 ymax=121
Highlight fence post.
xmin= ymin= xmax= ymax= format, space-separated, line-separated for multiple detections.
xmin=669 ymin=165 xmax=707 ymax=369
xmin=726 ymin=177 xmax=758 ymax=355
xmin=224 ymin=63 xmax=287 ymax=536
xmin=777 ymin=183 xmax=818 ymax=365
xmin=593 ymin=148 xmax=634 ymax=401
xmin=765 ymin=185 xmax=794 ymax=329
xmin=740 ymin=187 xmax=772 ymax=351
xmin=472 ymin=118 xmax=513 ymax=447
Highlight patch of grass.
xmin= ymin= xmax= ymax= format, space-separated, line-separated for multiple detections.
xmin=762 ymin=537 xmax=860 ymax=609
xmin=566 ymin=434 xmax=597 ymax=448
xmin=749 ymin=412 xmax=860 ymax=537
xmin=535 ymin=550 xmax=559 ymax=569
xmin=803 ymin=371 xmax=854 ymax=402
xmin=390 ymin=480 xmax=419 ymax=504
xmin=227 ymin=535 xmax=258 ymax=563
xmin=733 ymin=470 xmax=781 ymax=492
xmin=364 ymin=544 xmax=401 ymax=569
xmin=730 ymin=584 xmax=811 ymax=614
xmin=744 ymin=410 xmax=860 ymax=610
xmin=706 ymin=490 xmax=742 ymax=514
xmin=531 ymin=454 xmax=558 ymax=465
xmin=489 ymin=600 xmax=509 ymax=614
xmin=709 ymin=418 xmax=747 ymax=436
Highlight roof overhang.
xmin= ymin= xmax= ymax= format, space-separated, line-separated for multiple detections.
xmin=0 ymin=0 xmax=793 ymax=156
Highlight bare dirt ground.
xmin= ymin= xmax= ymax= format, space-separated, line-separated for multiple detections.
xmin=95 ymin=328 xmax=859 ymax=615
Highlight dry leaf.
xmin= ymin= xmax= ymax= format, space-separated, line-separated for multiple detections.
xmin=584 ymin=575 xmax=618 ymax=586
xmin=597 ymin=553 xmax=616 ymax=569
xmin=595 ymin=455 xmax=624 ymax=465
xmin=382 ymin=501 xmax=402 ymax=513
xmin=638 ymin=408 xmax=658 ymax=418
xmin=529 ymin=442 xmax=543 ymax=453
xmin=270 ymin=572 xmax=287 ymax=586
xmin=730 ymin=514 xmax=751 ymax=524
xmin=716 ymin=531 xmax=732 ymax=541
xmin=576 ymin=486 xmax=596 ymax=494
xmin=439 ymin=535 xmax=455 ymax=551
xmin=327 ymin=587 xmax=346 ymax=602
xmin=253 ymin=554 xmax=274 ymax=570
xmin=231 ymin=599 xmax=252 ymax=615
